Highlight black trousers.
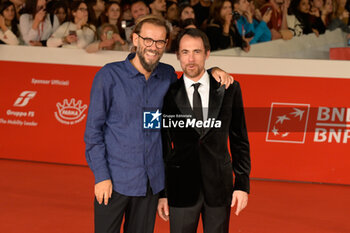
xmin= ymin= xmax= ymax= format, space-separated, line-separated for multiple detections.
xmin=94 ymin=185 xmax=159 ymax=233
xmin=169 ymin=192 xmax=231 ymax=233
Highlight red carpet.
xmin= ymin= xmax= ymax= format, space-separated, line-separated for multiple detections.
xmin=0 ymin=159 xmax=349 ymax=233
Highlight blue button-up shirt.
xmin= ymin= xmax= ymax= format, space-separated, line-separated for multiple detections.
xmin=84 ymin=53 xmax=177 ymax=196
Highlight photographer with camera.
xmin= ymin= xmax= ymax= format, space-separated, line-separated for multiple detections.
xmin=233 ymin=0 xmax=272 ymax=44
xmin=206 ymin=0 xmax=250 ymax=52
xmin=19 ymin=0 xmax=59 ymax=46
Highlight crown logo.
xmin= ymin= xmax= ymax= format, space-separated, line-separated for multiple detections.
xmin=55 ymin=98 xmax=87 ymax=125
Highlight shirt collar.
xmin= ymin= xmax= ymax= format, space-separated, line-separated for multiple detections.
xmin=183 ymin=70 xmax=209 ymax=90
xmin=125 ymin=53 xmax=160 ymax=79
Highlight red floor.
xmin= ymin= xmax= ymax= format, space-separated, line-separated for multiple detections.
xmin=0 ymin=159 xmax=349 ymax=233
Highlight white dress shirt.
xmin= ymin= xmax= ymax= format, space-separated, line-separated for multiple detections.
xmin=183 ymin=71 xmax=210 ymax=121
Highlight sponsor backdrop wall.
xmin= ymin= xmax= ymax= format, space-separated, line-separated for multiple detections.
xmin=0 ymin=45 xmax=349 ymax=185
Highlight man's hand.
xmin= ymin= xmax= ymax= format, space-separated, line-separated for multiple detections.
xmin=95 ymin=179 xmax=113 ymax=205
xmin=231 ymin=190 xmax=248 ymax=216
xmin=157 ymin=198 xmax=169 ymax=221
xmin=211 ymin=67 xmax=234 ymax=89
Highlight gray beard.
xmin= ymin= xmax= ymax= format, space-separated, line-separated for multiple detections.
xmin=137 ymin=48 xmax=160 ymax=72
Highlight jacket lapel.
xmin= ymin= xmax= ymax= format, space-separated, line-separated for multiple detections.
xmin=201 ymin=74 xmax=225 ymax=138
xmin=173 ymin=77 xmax=193 ymax=116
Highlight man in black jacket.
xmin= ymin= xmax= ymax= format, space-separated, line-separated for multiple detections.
xmin=157 ymin=28 xmax=251 ymax=233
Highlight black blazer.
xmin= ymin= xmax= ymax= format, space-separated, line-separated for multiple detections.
xmin=161 ymin=73 xmax=251 ymax=208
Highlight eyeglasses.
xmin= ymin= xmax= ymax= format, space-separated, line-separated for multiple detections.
xmin=137 ymin=34 xmax=167 ymax=49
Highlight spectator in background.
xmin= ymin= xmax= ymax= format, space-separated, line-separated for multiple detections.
xmin=47 ymin=1 xmax=96 ymax=48
xmin=326 ymin=0 xmax=350 ymax=31
xmin=124 ymin=0 xmax=150 ymax=43
xmin=260 ymin=0 xmax=293 ymax=40
xmin=149 ymin=0 xmax=167 ymax=18
xmin=233 ymin=0 xmax=255 ymax=39
xmin=249 ymin=0 xmax=273 ymax=41
xmin=165 ymin=1 xmax=180 ymax=52
xmin=149 ymin=0 xmax=173 ymax=33
xmin=131 ymin=0 xmax=150 ymax=21
xmin=166 ymin=3 xmax=197 ymax=52
xmin=332 ymin=0 xmax=349 ymax=26
xmin=0 ymin=1 xmax=20 ymax=44
xmin=179 ymin=3 xmax=195 ymax=20
xmin=308 ymin=0 xmax=334 ymax=31
xmin=102 ymin=1 xmax=121 ymax=27
xmin=206 ymin=0 xmax=250 ymax=51
xmin=101 ymin=1 xmax=124 ymax=38
xmin=286 ymin=10 xmax=304 ymax=36
xmin=47 ymin=0 xmax=69 ymax=25
xmin=234 ymin=0 xmax=272 ymax=44
xmin=10 ymin=0 xmax=25 ymax=20
xmin=165 ymin=0 xmax=179 ymax=26
xmin=86 ymin=23 xmax=128 ymax=52
xmin=87 ymin=0 xmax=105 ymax=27
xmin=178 ymin=3 xmax=196 ymax=27
xmin=321 ymin=0 xmax=332 ymax=25
xmin=19 ymin=0 xmax=60 ymax=46
xmin=310 ymin=0 xmax=323 ymax=16
xmin=121 ymin=2 xmax=133 ymax=23
xmin=192 ymin=0 xmax=211 ymax=29
xmin=289 ymin=0 xmax=326 ymax=36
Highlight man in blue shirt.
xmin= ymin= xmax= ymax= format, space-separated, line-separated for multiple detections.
xmin=84 ymin=16 xmax=233 ymax=233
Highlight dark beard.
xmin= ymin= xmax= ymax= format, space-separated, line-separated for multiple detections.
xmin=137 ymin=48 xmax=161 ymax=72
xmin=185 ymin=64 xmax=201 ymax=79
